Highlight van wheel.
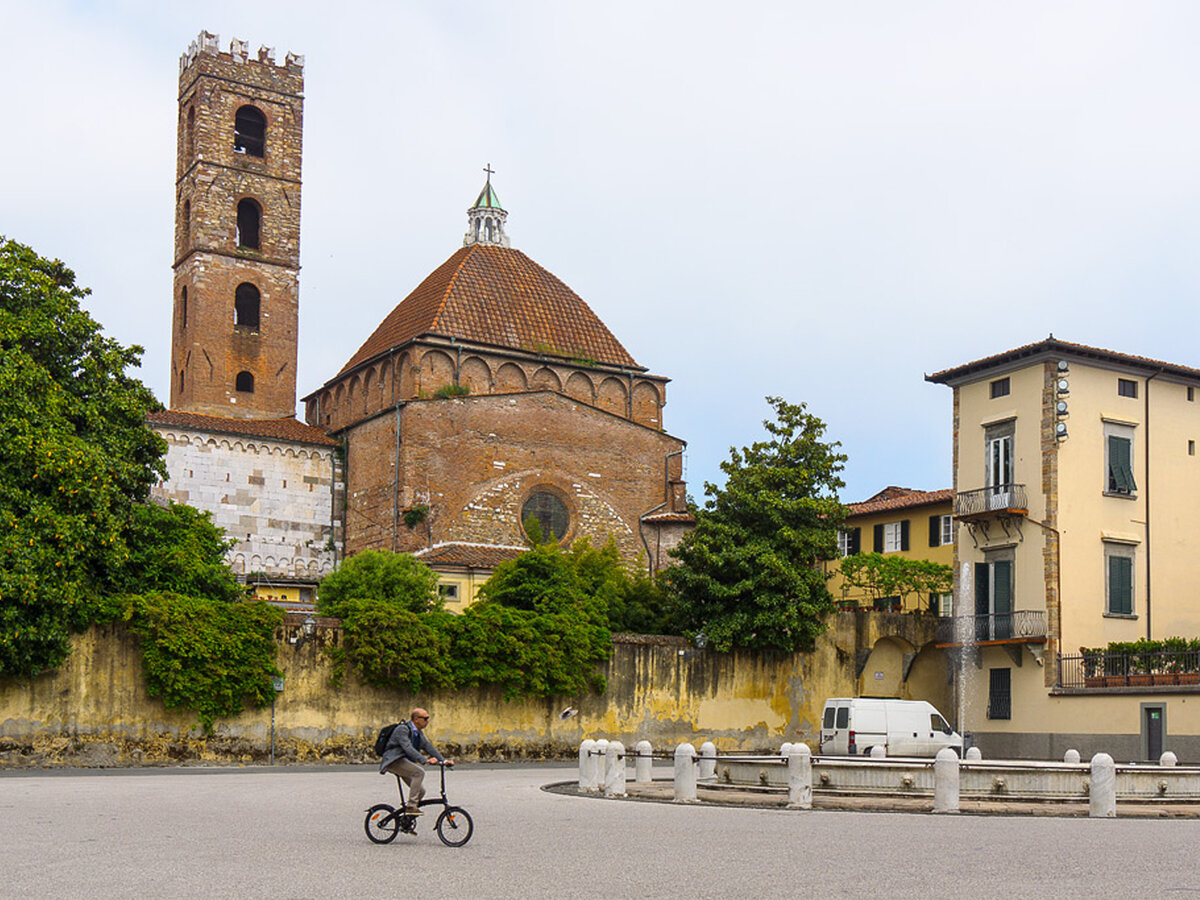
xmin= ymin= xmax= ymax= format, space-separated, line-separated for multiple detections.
xmin=862 ymin=747 xmax=874 ymax=756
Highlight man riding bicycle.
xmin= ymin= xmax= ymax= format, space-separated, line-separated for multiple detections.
xmin=379 ymin=707 xmax=454 ymax=815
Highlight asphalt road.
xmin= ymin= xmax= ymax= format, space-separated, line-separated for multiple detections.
xmin=1 ymin=764 xmax=1195 ymax=898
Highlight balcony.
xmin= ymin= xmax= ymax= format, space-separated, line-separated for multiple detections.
xmin=954 ymin=484 xmax=1028 ymax=520
xmin=934 ymin=610 xmax=1047 ymax=647
xmin=1058 ymin=650 xmax=1200 ymax=691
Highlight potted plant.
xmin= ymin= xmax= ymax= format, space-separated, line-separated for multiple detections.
xmin=1081 ymin=647 xmax=1105 ymax=689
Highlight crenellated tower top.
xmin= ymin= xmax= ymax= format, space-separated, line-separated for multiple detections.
xmin=180 ymin=30 xmax=304 ymax=77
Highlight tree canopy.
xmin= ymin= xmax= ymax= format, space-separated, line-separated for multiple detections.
xmin=837 ymin=552 xmax=953 ymax=612
xmin=664 ymin=396 xmax=847 ymax=653
xmin=0 ymin=237 xmax=167 ymax=677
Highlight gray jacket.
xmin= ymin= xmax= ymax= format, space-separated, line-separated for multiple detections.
xmin=379 ymin=721 xmax=444 ymax=774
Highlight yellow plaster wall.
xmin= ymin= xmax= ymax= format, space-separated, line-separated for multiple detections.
xmin=2 ymin=619 xmax=919 ymax=765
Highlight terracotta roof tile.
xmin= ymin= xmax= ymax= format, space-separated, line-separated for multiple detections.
xmin=847 ymin=487 xmax=953 ymax=517
xmin=413 ymin=543 xmax=526 ymax=569
xmin=338 ymin=244 xmax=640 ymax=375
xmin=927 ymin=336 xmax=1200 ymax=384
xmin=148 ymin=409 xmax=338 ymax=446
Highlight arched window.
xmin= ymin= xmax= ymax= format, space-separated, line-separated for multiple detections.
xmin=186 ymin=106 xmax=195 ymax=157
xmin=179 ymin=369 xmax=184 ymax=392
xmin=182 ymin=199 xmax=190 ymax=241
xmin=180 ymin=286 xmax=188 ymax=328
xmin=235 ymin=371 xmax=255 ymax=393
xmin=237 ymin=199 xmax=261 ymax=249
xmin=233 ymin=105 xmax=266 ymax=157
xmin=234 ymin=283 xmax=260 ymax=329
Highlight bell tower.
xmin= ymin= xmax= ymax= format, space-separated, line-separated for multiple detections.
xmin=170 ymin=31 xmax=304 ymax=419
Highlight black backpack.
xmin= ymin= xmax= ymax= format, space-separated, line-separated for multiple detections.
xmin=374 ymin=721 xmax=405 ymax=757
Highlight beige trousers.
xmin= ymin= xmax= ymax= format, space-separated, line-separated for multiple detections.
xmin=385 ymin=757 xmax=426 ymax=806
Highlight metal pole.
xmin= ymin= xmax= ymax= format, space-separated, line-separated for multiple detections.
xmin=270 ymin=694 xmax=275 ymax=766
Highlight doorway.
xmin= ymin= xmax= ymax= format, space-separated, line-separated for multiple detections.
xmin=1140 ymin=703 xmax=1166 ymax=761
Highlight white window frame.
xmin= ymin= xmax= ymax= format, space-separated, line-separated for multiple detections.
xmin=1103 ymin=421 xmax=1137 ymax=497
xmin=883 ymin=522 xmax=903 ymax=553
xmin=940 ymin=515 xmax=953 ymax=546
xmin=837 ymin=531 xmax=851 ymax=558
xmin=1104 ymin=542 xmax=1136 ymax=617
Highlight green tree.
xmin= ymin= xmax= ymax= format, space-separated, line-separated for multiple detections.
xmin=316 ymin=550 xmax=449 ymax=691
xmin=0 ymin=238 xmax=166 ymax=677
xmin=454 ymin=541 xmax=613 ymax=698
xmin=664 ymin=396 xmax=848 ymax=653
xmin=105 ymin=502 xmax=245 ymax=603
xmin=316 ymin=549 xmax=440 ymax=614
xmin=837 ymin=553 xmax=953 ymax=612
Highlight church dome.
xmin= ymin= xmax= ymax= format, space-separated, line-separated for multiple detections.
xmin=338 ymin=242 xmax=641 ymax=376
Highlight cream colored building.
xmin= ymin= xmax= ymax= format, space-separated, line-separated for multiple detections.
xmin=929 ymin=337 xmax=1200 ymax=761
xmin=825 ymin=486 xmax=954 ymax=613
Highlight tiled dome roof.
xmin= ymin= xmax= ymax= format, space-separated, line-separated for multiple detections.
xmin=338 ymin=243 xmax=640 ymax=375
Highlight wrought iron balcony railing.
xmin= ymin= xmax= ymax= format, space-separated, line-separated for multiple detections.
xmin=1058 ymin=650 xmax=1200 ymax=689
xmin=954 ymin=484 xmax=1028 ymax=520
xmin=934 ymin=610 xmax=1047 ymax=645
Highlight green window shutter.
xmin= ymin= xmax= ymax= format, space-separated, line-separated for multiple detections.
xmin=900 ymin=519 xmax=910 ymax=551
xmin=929 ymin=515 xmax=941 ymax=547
xmin=1108 ymin=436 xmax=1136 ymax=493
xmin=848 ymin=527 xmax=861 ymax=555
xmin=873 ymin=524 xmax=884 ymax=552
xmin=992 ymin=560 xmax=1012 ymax=615
xmin=1109 ymin=554 xmax=1133 ymax=615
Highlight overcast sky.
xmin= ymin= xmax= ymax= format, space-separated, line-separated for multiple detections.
xmin=5 ymin=1 xmax=1200 ymax=503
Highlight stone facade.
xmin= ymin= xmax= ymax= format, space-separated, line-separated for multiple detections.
xmin=149 ymin=412 xmax=342 ymax=604
xmin=170 ymin=31 xmax=303 ymax=419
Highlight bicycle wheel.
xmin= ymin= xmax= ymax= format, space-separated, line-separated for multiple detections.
xmin=435 ymin=806 xmax=473 ymax=847
xmin=365 ymin=804 xmax=400 ymax=844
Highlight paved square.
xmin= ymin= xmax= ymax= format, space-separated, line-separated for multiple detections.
xmin=1 ymin=764 xmax=1196 ymax=897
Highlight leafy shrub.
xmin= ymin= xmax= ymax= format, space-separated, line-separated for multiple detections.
xmin=102 ymin=593 xmax=282 ymax=732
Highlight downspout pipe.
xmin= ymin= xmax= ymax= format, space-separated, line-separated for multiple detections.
xmin=1144 ymin=368 xmax=1162 ymax=640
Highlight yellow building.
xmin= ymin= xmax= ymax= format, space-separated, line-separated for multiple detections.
xmin=825 ymin=487 xmax=954 ymax=613
xmin=412 ymin=544 xmax=525 ymax=612
xmin=929 ymin=337 xmax=1200 ymax=761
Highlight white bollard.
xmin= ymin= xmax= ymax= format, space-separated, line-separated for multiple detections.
xmin=674 ymin=742 xmax=698 ymax=803
xmin=591 ymin=739 xmax=608 ymax=793
xmin=933 ymin=748 xmax=960 ymax=814
xmin=1089 ymin=753 xmax=1116 ymax=818
xmin=1064 ymin=748 xmax=1081 ymax=764
xmin=699 ymin=741 xmax=717 ymax=782
xmin=1160 ymin=751 xmax=1178 ymax=767
xmin=786 ymin=744 xmax=813 ymax=809
xmin=604 ymin=741 xmax=627 ymax=797
xmin=780 ymin=741 xmax=794 ymax=758
xmin=965 ymin=747 xmax=982 ymax=761
xmin=635 ymin=740 xmax=653 ymax=783
xmin=578 ymin=739 xmax=597 ymax=791
xmin=869 ymin=745 xmax=886 ymax=759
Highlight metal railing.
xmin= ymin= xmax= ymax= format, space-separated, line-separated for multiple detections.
xmin=1058 ymin=650 xmax=1200 ymax=689
xmin=954 ymin=484 xmax=1028 ymax=518
xmin=934 ymin=610 xmax=1046 ymax=644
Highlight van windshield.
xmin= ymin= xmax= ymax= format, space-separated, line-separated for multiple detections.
xmin=931 ymin=714 xmax=950 ymax=733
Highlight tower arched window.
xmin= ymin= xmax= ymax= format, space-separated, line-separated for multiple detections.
xmin=237 ymin=199 xmax=261 ymax=249
xmin=233 ymin=105 xmax=266 ymax=157
xmin=182 ymin=199 xmax=190 ymax=241
xmin=235 ymin=371 xmax=255 ymax=393
xmin=186 ymin=106 xmax=195 ymax=158
xmin=234 ymin=283 xmax=260 ymax=330
xmin=180 ymin=286 xmax=188 ymax=328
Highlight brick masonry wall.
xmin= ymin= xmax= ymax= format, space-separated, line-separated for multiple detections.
xmin=150 ymin=424 xmax=341 ymax=580
xmin=171 ymin=37 xmax=303 ymax=419
xmin=307 ymin=342 xmax=669 ymax=434
xmin=1041 ymin=361 xmax=1061 ymax=686
xmin=343 ymin=392 xmax=684 ymax=564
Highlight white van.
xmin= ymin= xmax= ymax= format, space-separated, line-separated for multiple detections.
xmin=818 ymin=698 xmax=963 ymax=757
